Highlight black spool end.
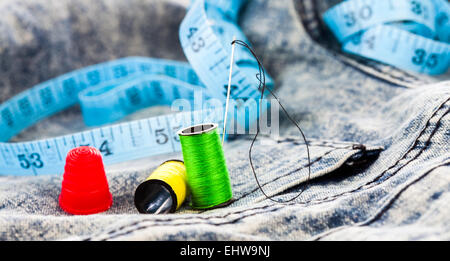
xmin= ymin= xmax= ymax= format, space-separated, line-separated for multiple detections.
xmin=161 ymin=159 xmax=184 ymax=164
xmin=134 ymin=179 xmax=178 ymax=214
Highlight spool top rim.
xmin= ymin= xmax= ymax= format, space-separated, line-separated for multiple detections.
xmin=161 ymin=159 xmax=184 ymax=164
xmin=177 ymin=123 xmax=218 ymax=136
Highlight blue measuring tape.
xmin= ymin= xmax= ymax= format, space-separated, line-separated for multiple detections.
xmin=180 ymin=0 xmax=274 ymax=126
xmin=323 ymin=0 xmax=450 ymax=75
xmin=0 ymin=0 xmax=271 ymax=176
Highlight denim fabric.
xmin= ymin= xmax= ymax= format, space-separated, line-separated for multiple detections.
xmin=0 ymin=0 xmax=449 ymax=241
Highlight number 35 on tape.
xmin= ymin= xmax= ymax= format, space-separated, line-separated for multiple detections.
xmin=323 ymin=0 xmax=450 ymax=75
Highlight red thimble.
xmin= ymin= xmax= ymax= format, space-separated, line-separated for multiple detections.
xmin=59 ymin=146 xmax=113 ymax=215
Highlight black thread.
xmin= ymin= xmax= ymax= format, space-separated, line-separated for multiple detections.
xmin=235 ymin=147 xmax=346 ymax=202
xmin=231 ymin=39 xmax=312 ymax=203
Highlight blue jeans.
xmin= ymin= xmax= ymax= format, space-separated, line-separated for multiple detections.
xmin=0 ymin=0 xmax=448 ymax=240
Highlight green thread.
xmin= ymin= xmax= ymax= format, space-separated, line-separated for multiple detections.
xmin=178 ymin=123 xmax=232 ymax=209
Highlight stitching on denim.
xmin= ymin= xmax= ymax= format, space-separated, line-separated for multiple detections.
xmin=371 ymin=108 xmax=449 ymax=184
xmin=95 ymin=204 xmax=286 ymax=241
xmin=243 ymin=136 xmax=363 ymax=149
xmin=293 ymin=0 xmax=325 ymax=42
xmin=233 ymin=146 xmax=350 ymax=202
xmin=363 ymin=162 xmax=450 ymax=226
xmin=312 ymin=161 xmax=450 ymax=241
xmin=88 ymin=145 xmax=346 ymax=239
xmin=336 ymin=54 xmax=426 ymax=84
xmin=304 ymin=98 xmax=450 ymax=204
xmin=86 ymin=145 xmax=350 ymax=240
xmin=277 ymin=139 xmax=358 ymax=149
xmin=92 ymin=145 xmax=372 ymax=241
xmin=86 ymin=204 xmax=284 ymax=241
xmin=93 ymin=98 xmax=450 ymax=241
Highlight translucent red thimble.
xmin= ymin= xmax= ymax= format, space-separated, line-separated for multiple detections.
xmin=59 ymin=146 xmax=113 ymax=215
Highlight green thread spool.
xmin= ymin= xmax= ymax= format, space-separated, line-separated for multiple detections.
xmin=177 ymin=123 xmax=233 ymax=209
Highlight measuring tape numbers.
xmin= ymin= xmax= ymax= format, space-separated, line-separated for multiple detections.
xmin=323 ymin=0 xmax=450 ymax=75
xmin=0 ymin=102 xmax=223 ymax=176
xmin=0 ymin=56 xmax=223 ymax=176
xmin=1 ymin=0 xmax=270 ymax=176
xmin=179 ymin=0 xmax=274 ymax=128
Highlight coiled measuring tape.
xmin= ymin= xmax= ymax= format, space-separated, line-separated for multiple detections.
xmin=0 ymin=0 xmax=271 ymax=176
xmin=323 ymin=0 xmax=450 ymax=75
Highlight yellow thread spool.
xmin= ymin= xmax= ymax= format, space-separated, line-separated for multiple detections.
xmin=134 ymin=160 xmax=188 ymax=214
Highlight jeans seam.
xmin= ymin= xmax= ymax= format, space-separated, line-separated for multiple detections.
xmin=85 ymin=145 xmax=349 ymax=240
xmin=88 ymin=145 xmax=366 ymax=240
xmin=244 ymin=136 xmax=367 ymax=149
xmin=233 ymin=146 xmax=350 ymax=202
xmin=312 ymin=160 xmax=450 ymax=241
xmin=85 ymin=204 xmax=285 ymax=241
xmin=92 ymin=151 xmax=449 ymax=241
xmin=335 ymin=54 xmax=426 ymax=85
xmin=304 ymin=97 xmax=450 ymax=204
xmin=363 ymin=162 xmax=450 ymax=226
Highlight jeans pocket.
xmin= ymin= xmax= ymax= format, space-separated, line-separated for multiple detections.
xmin=226 ymin=136 xmax=383 ymax=206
